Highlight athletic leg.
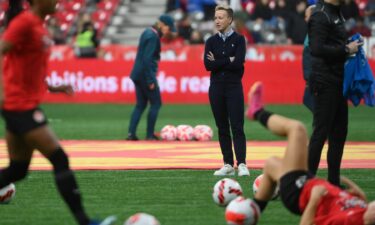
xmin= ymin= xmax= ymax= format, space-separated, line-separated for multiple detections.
xmin=247 ymin=82 xmax=308 ymax=208
xmin=247 ymin=82 xmax=309 ymax=172
xmin=0 ymin=131 xmax=32 ymax=188
xmin=146 ymin=86 xmax=162 ymax=138
xmin=128 ymin=81 xmax=148 ymax=138
xmin=23 ymin=125 xmax=90 ymax=225
xmin=255 ymin=156 xmax=283 ymax=202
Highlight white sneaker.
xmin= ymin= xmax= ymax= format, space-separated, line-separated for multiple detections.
xmin=214 ymin=164 xmax=235 ymax=176
xmin=238 ymin=163 xmax=250 ymax=176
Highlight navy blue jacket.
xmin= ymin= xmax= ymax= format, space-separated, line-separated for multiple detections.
xmin=130 ymin=27 xmax=161 ymax=85
xmin=204 ymin=32 xmax=246 ymax=83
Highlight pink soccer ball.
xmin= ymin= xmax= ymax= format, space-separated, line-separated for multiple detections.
xmin=194 ymin=125 xmax=213 ymax=141
xmin=160 ymin=125 xmax=177 ymax=141
xmin=176 ymin=125 xmax=194 ymax=141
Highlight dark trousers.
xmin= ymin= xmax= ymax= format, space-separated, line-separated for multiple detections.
xmin=128 ymin=80 xmax=162 ymax=138
xmin=209 ymin=82 xmax=247 ymax=166
xmin=308 ymin=84 xmax=348 ymax=186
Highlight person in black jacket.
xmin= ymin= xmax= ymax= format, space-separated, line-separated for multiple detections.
xmin=204 ymin=5 xmax=249 ymax=177
xmin=307 ymin=0 xmax=361 ymax=187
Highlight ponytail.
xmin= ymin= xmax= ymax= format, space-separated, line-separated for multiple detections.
xmin=4 ymin=0 xmax=24 ymax=27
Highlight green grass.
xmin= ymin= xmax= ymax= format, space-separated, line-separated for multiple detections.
xmin=2 ymin=169 xmax=375 ymax=225
xmin=0 ymin=104 xmax=372 ymax=141
xmin=0 ymin=104 xmax=374 ymax=224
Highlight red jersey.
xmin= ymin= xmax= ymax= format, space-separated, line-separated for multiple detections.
xmin=2 ymin=11 xmax=53 ymax=111
xmin=299 ymin=178 xmax=367 ymax=225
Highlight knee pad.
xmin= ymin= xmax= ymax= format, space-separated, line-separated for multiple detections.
xmin=48 ymin=148 xmax=70 ymax=173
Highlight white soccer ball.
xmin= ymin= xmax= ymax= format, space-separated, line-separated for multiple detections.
xmin=0 ymin=183 xmax=16 ymax=204
xmin=212 ymin=178 xmax=243 ymax=206
xmin=193 ymin=125 xmax=213 ymax=141
xmin=176 ymin=125 xmax=194 ymax=141
xmin=225 ymin=196 xmax=260 ymax=225
xmin=252 ymin=174 xmax=279 ymax=200
xmin=124 ymin=213 xmax=160 ymax=225
xmin=160 ymin=125 xmax=177 ymax=141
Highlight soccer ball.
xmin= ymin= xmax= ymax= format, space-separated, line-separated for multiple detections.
xmin=212 ymin=178 xmax=243 ymax=206
xmin=124 ymin=213 xmax=160 ymax=225
xmin=176 ymin=125 xmax=194 ymax=141
xmin=160 ymin=125 xmax=177 ymax=141
xmin=252 ymin=174 xmax=279 ymax=200
xmin=225 ymin=196 xmax=260 ymax=225
xmin=193 ymin=125 xmax=213 ymax=141
xmin=0 ymin=183 xmax=16 ymax=204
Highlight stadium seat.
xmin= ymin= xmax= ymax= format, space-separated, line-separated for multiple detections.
xmin=92 ymin=10 xmax=110 ymax=23
xmin=97 ymin=0 xmax=119 ymax=12
xmin=54 ymin=11 xmax=76 ymax=24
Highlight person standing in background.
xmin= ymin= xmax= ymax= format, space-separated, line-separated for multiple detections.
xmin=204 ymin=5 xmax=249 ymax=176
xmin=127 ymin=14 xmax=176 ymax=141
xmin=307 ymin=0 xmax=361 ymax=187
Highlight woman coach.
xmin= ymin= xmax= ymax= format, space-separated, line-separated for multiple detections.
xmin=204 ymin=5 xmax=249 ymax=176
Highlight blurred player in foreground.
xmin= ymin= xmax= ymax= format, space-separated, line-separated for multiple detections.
xmin=246 ymin=82 xmax=375 ymax=225
xmin=0 ymin=0 xmax=115 ymax=224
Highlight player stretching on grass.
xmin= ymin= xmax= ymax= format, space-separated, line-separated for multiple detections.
xmin=0 ymin=0 xmax=115 ymax=224
xmin=246 ymin=82 xmax=375 ymax=225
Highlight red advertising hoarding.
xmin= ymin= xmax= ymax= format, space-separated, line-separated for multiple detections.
xmin=44 ymin=44 xmax=375 ymax=104
xmin=45 ymin=59 xmax=305 ymax=104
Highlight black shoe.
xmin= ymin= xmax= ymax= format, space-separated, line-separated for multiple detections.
xmin=126 ymin=134 xmax=139 ymax=141
xmin=145 ymin=134 xmax=160 ymax=140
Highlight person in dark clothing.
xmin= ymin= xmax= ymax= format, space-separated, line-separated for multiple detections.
xmin=286 ymin=0 xmax=308 ymax=44
xmin=251 ymin=0 xmax=274 ymax=21
xmin=274 ymin=0 xmax=291 ymax=21
xmin=341 ymin=0 xmax=360 ymax=20
xmin=307 ymin=0 xmax=361 ymax=187
xmin=177 ymin=14 xmax=193 ymax=40
xmin=127 ymin=14 xmax=176 ymax=141
xmin=204 ymin=5 xmax=249 ymax=177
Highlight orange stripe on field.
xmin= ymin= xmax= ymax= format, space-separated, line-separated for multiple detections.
xmin=0 ymin=140 xmax=374 ymax=170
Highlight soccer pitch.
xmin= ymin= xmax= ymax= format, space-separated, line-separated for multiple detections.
xmin=0 ymin=104 xmax=374 ymax=225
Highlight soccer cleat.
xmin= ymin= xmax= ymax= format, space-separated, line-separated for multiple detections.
xmin=245 ymin=81 xmax=264 ymax=120
xmin=237 ymin=163 xmax=250 ymax=177
xmin=89 ymin=215 xmax=117 ymax=225
xmin=126 ymin=134 xmax=139 ymax=141
xmin=214 ymin=164 xmax=235 ymax=176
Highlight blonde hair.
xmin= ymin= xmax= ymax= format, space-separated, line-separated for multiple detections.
xmin=215 ymin=5 xmax=234 ymax=21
